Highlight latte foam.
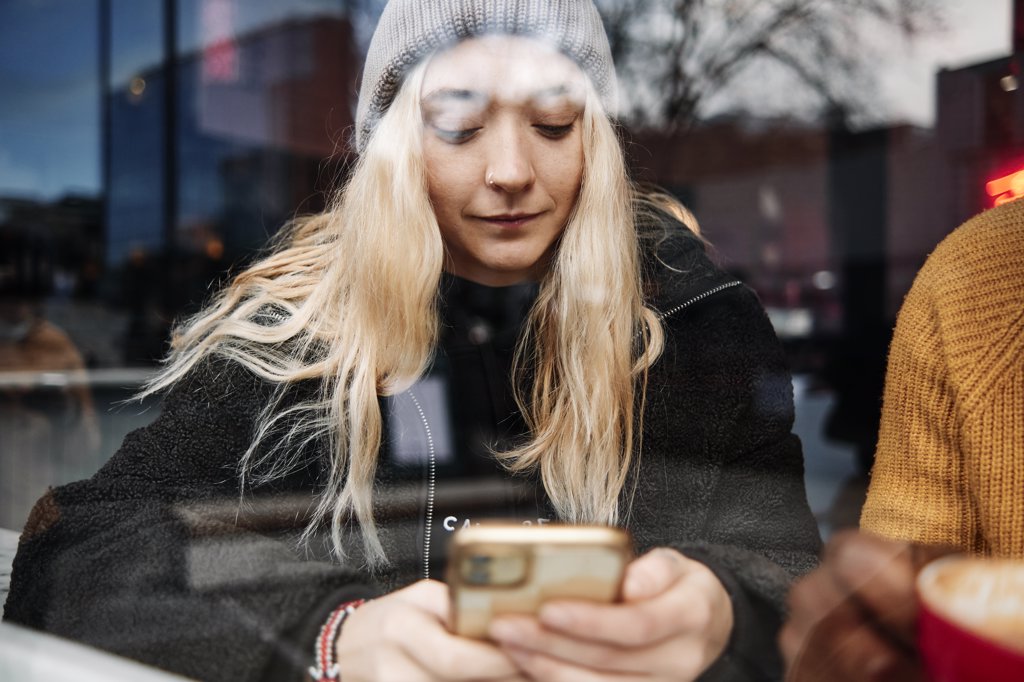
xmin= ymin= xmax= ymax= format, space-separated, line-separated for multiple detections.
xmin=919 ymin=558 xmax=1024 ymax=654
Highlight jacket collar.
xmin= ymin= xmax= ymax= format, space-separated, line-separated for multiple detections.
xmin=640 ymin=209 xmax=741 ymax=316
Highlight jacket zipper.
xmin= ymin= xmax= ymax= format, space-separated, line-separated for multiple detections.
xmin=405 ymin=389 xmax=436 ymax=580
xmin=399 ymin=280 xmax=741 ymax=580
xmin=257 ymin=307 xmax=442 ymax=577
xmin=658 ymin=280 xmax=742 ymax=320
xmin=214 ymin=300 xmax=737 ymax=585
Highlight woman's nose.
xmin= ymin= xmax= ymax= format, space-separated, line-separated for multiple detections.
xmin=484 ymin=128 xmax=536 ymax=194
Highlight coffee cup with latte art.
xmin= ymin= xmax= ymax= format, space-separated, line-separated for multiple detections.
xmin=917 ymin=556 xmax=1024 ymax=682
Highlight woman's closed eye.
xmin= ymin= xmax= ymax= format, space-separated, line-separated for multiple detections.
xmin=534 ymin=122 xmax=575 ymax=139
xmin=430 ymin=125 xmax=481 ymax=143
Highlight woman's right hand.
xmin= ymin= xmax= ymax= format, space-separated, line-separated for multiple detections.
xmin=335 ymin=579 xmax=529 ymax=681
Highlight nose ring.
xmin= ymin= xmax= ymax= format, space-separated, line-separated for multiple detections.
xmin=486 ymin=171 xmax=496 ymax=188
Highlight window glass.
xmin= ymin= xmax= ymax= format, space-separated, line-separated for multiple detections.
xmin=0 ymin=1 xmax=1019 ymax=679
xmin=1 ymin=0 xmax=103 ymax=532
xmin=0 ymin=0 xmax=101 ymax=200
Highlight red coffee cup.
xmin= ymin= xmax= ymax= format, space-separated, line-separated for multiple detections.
xmin=917 ymin=556 xmax=1024 ymax=682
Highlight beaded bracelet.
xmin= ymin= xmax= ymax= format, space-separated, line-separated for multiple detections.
xmin=308 ymin=598 xmax=367 ymax=681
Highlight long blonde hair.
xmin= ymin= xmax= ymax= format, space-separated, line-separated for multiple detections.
xmin=144 ymin=60 xmax=665 ymax=566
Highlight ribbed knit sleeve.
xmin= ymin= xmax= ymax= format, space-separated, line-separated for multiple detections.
xmin=861 ymin=199 xmax=1024 ymax=557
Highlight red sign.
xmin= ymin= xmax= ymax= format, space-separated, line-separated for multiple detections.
xmin=201 ymin=0 xmax=238 ymax=84
xmin=986 ymin=168 xmax=1024 ymax=206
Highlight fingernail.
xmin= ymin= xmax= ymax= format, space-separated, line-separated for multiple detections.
xmin=538 ymin=606 xmax=572 ymax=630
xmin=504 ymin=646 xmax=531 ymax=665
xmin=624 ymin=574 xmax=651 ymax=598
xmin=489 ymin=620 xmax=524 ymax=643
xmin=864 ymin=654 xmax=893 ymax=678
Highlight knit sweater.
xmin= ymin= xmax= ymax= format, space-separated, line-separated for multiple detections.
xmin=5 ymin=211 xmax=822 ymax=681
xmin=861 ymin=198 xmax=1024 ymax=556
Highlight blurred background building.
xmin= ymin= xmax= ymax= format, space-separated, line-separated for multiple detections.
xmin=0 ymin=0 xmax=1019 ymax=535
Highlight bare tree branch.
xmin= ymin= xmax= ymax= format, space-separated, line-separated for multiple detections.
xmin=596 ymin=0 xmax=945 ymax=131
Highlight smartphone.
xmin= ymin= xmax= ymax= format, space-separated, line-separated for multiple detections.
xmin=447 ymin=522 xmax=633 ymax=638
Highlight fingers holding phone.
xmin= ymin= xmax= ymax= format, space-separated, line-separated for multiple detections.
xmin=487 ymin=547 xmax=734 ymax=681
xmin=447 ymin=523 xmax=632 ymax=639
xmin=335 ymin=579 xmax=528 ymax=682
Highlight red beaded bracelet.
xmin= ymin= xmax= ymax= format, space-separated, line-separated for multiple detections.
xmin=308 ymin=598 xmax=367 ymax=681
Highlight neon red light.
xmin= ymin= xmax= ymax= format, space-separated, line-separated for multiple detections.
xmin=203 ymin=40 xmax=238 ymax=83
xmin=986 ymin=169 xmax=1024 ymax=207
xmin=201 ymin=0 xmax=238 ymax=84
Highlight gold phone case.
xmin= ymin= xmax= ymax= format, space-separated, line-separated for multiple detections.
xmin=447 ymin=523 xmax=633 ymax=638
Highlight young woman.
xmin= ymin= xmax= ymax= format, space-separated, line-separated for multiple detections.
xmin=4 ymin=2 xmax=821 ymax=680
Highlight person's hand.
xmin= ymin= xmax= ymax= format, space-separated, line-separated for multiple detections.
xmin=487 ymin=547 xmax=734 ymax=681
xmin=779 ymin=530 xmax=957 ymax=682
xmin=335 ymin=579 xmax=529 ymax=681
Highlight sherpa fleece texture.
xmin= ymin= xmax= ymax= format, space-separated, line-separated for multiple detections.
xmin=4 ymin=210 xmax=822 ymax=681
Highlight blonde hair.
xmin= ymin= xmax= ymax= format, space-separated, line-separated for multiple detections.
xmin=144 ymin=60 xmax=665 ymax=566
xmin=636 ymin=187 xmax=701 ymax=236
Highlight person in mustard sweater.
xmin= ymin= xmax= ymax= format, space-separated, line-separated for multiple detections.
xmin=780 ymin=198 xmax=1024 ymax=681
xmin=860 ymin=197 xmax=1024 ymax=556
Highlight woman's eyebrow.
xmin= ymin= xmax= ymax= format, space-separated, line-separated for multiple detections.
xmin=530 ymin=83 xmax=584 ymax=106
xmin=422 ymin=88 xmax=488 ymax=106
xmin=422 ymin=84 xmax=581 ymax=108
xmin=532 ymin=84 xmax=570 ymax=99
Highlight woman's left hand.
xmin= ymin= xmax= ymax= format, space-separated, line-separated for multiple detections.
xmin=488 ymin=547 xmax=734 ymax=681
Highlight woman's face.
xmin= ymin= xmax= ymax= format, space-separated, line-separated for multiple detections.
xmin=421 ymin=36 xmax=586 ymax=287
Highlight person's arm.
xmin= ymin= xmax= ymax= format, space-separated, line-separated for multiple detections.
xmin=4 ymin=359 xmax=380 ymax=682
xmin=859 ymin=277 xmax=971 ymax=548
xmin=659 ymin=282 xmax=823 ymax=680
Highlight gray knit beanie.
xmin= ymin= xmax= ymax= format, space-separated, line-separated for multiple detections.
xmin=355 ymin=0 xmax=616 ymax=153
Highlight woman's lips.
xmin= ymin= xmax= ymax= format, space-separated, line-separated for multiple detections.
xmin=478 ymin=212 xmax=541 ymax=229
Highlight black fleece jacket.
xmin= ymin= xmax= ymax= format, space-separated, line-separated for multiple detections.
xmin=4 ymin=212 xmax=822 ymax=681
